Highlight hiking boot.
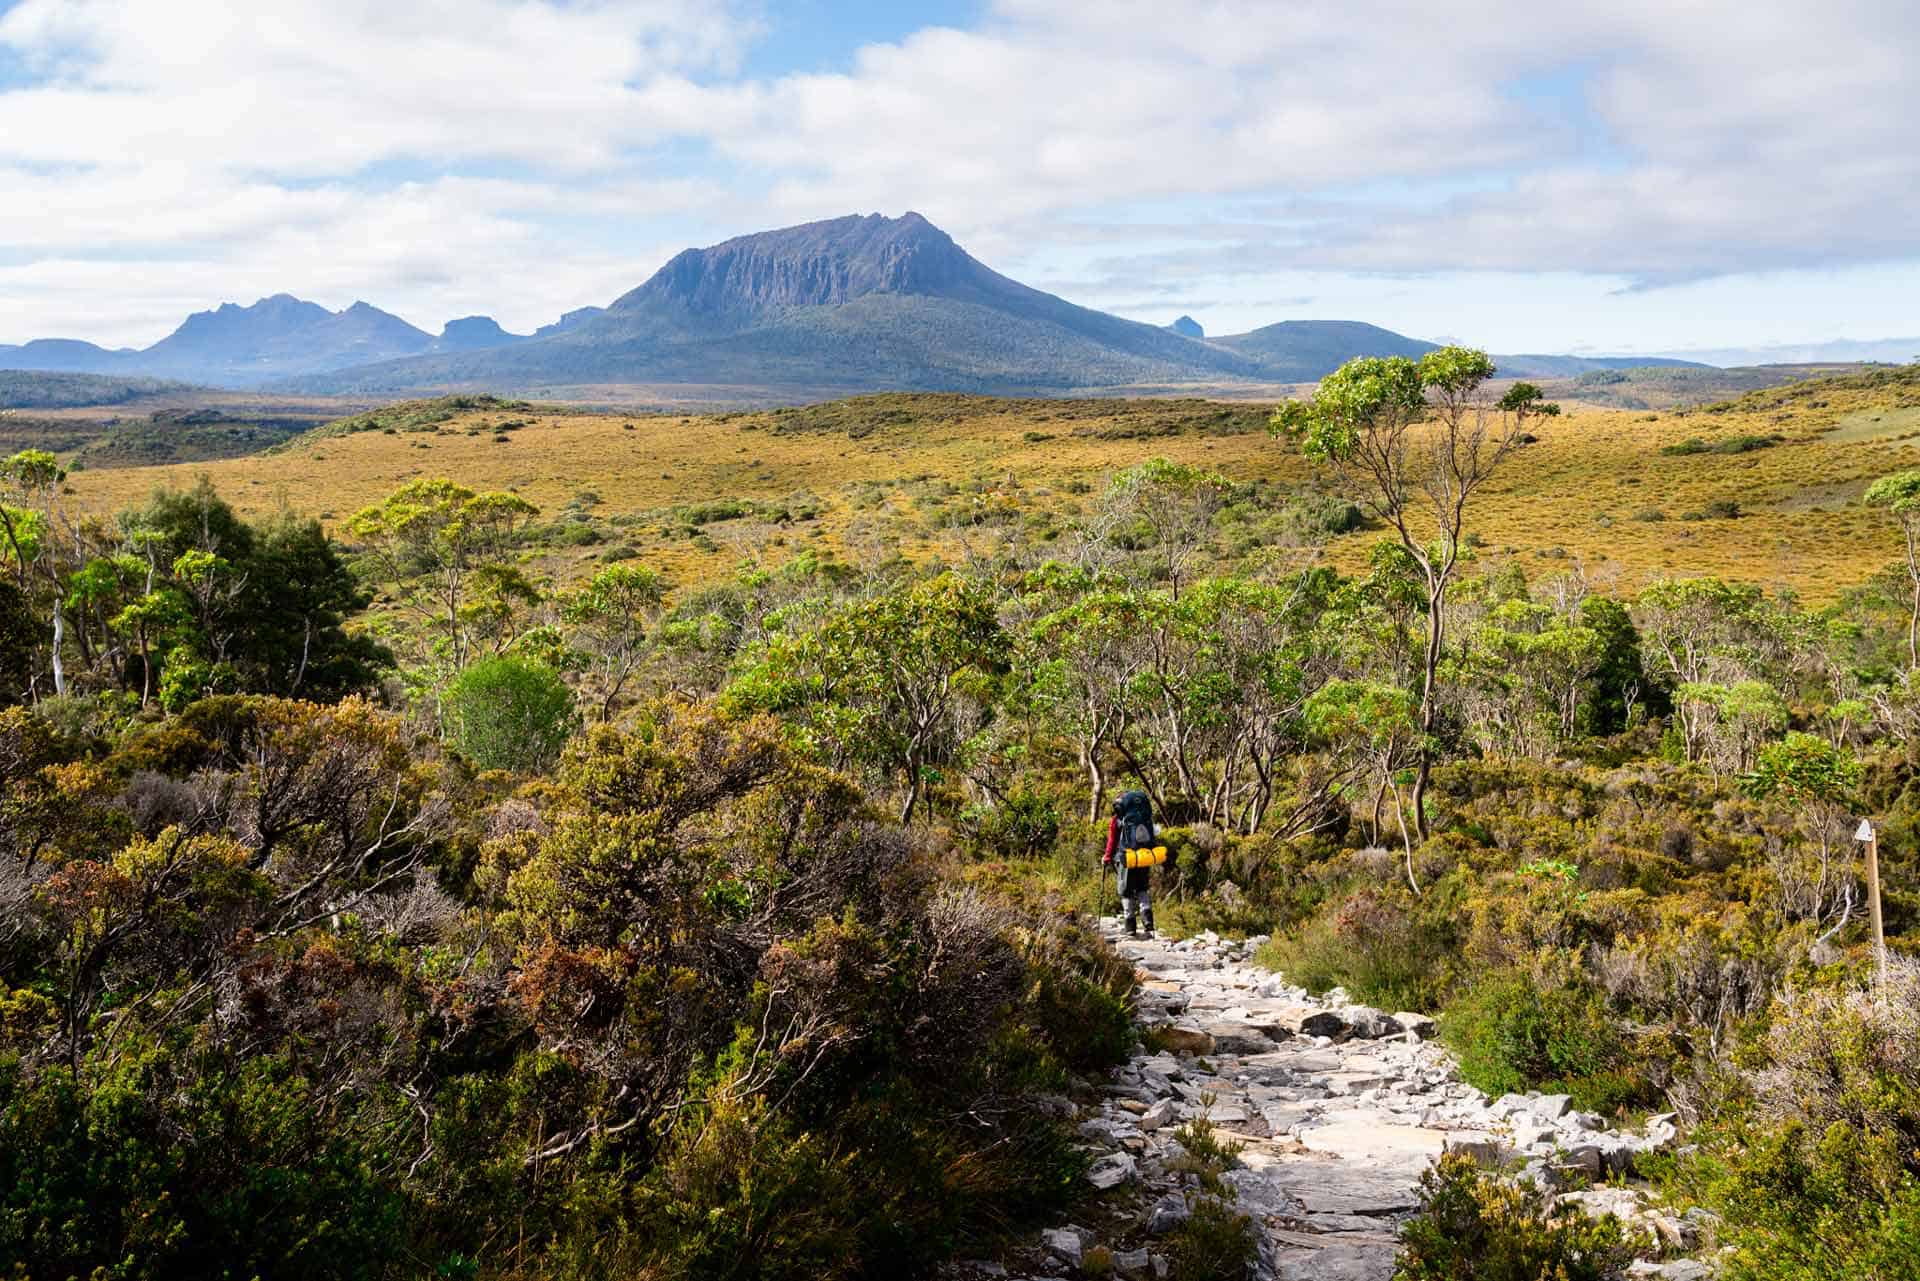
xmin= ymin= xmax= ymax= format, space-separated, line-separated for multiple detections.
xmin=1142 ymin=909 xmax=1156 ymax=938
xmin=1125 ymin=916 xmax=1139 ymax=937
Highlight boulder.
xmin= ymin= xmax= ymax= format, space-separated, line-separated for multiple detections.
xmin=1112 ymin=1247 xmax=1154 ymax=1281
xmin=1444 ymin=1135 xmax=1507 ymax=1167
xmin=1088 ymin=1151 xmax=1138 ymax=1190
xmin=1140 ymin=1097 xmax=1177 ymax=1131
xmin=1392 ymin=1012 xmax=1438 ymax=1040
xmin=1041 ymin=1227 xmax=1083 ymax=1268
xmin=1297 ymin=1010 xmax=1355 ymax=1041
xmin=1202 ymin=1022 xmax=1279 ymax=1056
xmin=1529 ymin=1093 xmax=1573 ymax=1121
xmin=1156 ymin=1024 xmax=1215 ymax=1056
xmin=1145 ymin=1193 xmax=1190 ymax=1235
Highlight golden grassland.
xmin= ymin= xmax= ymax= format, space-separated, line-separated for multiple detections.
xmin=58 ymin=367 xmax=1920 ymax=604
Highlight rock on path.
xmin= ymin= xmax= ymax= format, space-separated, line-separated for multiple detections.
xmin=1080 ymin=923 xmax=1689 ymax=1281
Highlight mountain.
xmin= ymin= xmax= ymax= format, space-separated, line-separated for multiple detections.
xmin=130 ymin=295 xmax=433 ymax=384
xmin=1491 ymin=353 xmax=1711 ymax=378
xmin=0 ymin=295 xmax=433 ymax=387
xmin=9 ymin=214 xmax=1684 ymax=397
xmin=433 ymin=316 xmax=525 ymax=352
xmin=533 ymin=306 xmax=606 ymax=338
xmin=1208 ymin=320 xmax=1439 ymax=381
xmin=0 ymin=338 xmax=136 ymax=372
xmin=284 ymin=213 xmax=1290 ymax=394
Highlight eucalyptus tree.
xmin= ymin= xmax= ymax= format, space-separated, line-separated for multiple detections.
xmin=0 ymin=450 xmax=67 ymax=695
xmin=1274 ymin=347 xmax=1541 ymax=837
xmin=1864 ymin=469 xmax=1920 ymax=667
xmin=562 ymin=563 xmax=670 ymax=720
xmin=1020 ymin=566 xmax=1152 ymax=820
xmin=346 ymin=477 xmax=539 ymax=670
xmin=1304 ymin=679 xmax=1424 ymax=893
xmin=726 ymin=571 xmax=1004 ymax=823
xmin=1744 ymin=731 xmax=1865 ymax=946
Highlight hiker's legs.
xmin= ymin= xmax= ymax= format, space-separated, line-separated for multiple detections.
xmin=1136 ymin=887 xmax=1154 ymax=937
xmin=1123 ymin=885 xmax=1151 ymax=935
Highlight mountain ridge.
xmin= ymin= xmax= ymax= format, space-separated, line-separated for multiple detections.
xmin=0 ymin=213 xmax=1764 ymax=395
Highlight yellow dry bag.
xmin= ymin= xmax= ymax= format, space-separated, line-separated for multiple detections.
xmin=1124 ymin=846 xmax=1169 ymax=869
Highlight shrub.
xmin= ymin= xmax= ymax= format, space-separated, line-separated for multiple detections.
xmin=1674 ymin=963 xmax=1920 ymax=1280
xmin=959 ymin=786 xmax=1062 ymax=862
xmin=1260 ymin=887 xmax=1453 ymax=1011
xmin=443 ymin=657 xmax=577 ymax=773
xmin=1394 ymin=1153 xmax=1634 ymax=1280
xmin=1165 ymin=1194 xmax=1256 ymax=1281
xmin=1443 ymin=969 xmax=1646 ymax=1114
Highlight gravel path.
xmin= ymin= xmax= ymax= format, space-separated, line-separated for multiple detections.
xmin=1031 ymin=922 xmax=1703 ymax=1281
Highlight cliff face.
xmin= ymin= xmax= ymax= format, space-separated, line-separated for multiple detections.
xmin=611 ymin=212 xmax=988 ymax=315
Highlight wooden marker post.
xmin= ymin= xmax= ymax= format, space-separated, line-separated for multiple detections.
xmin=1858 ymin=818 xmax=1888 ymax=991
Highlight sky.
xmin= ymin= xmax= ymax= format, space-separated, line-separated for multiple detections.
xmin=0 ymin=0 xmax=1916 ymax=355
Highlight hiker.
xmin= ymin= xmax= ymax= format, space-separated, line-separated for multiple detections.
xmin=1103 ymin=788 xmax=1160 ymax=937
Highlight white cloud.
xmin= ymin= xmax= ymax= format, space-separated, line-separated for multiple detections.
xmin=0 ymin=0 xmax=1915 ymax=350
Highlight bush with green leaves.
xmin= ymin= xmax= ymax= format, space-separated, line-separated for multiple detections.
xmin=443 ymin=655 xmax=577 ymax=772
xmin=1671 ymin=963 xmax=1920 ymax=1281
xmin=1395 ymin=1152 xmax=1634 ymax=1280
xmin=1443 ymin=968 xmax=1648 ymax=1114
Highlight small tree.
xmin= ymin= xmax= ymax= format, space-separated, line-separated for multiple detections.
xmin=444 ymin=656 xmax=578 ymax=773
xmin=1744 ymin=731 xmax=1865 ymax=946
xmin=346 ymin=478 xmax=538 ymax=669
xmin=1864 ymin=469 xmax=1920 ymax=668
xmin=562 ymin=563 xmax=669 ymax=720
xmin=1276 ymin=347 xmax=1544 ymax=838
xmin=1305 ymin=678 xmax=1423 ymax=893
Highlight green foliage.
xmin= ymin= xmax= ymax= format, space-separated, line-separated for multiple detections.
xmin=1673 ymin=966 xmax=1920 ymax=1281
xmin=1394 ymin=1153 xmax=1634 ymax=1281
xmin=1443 ymin=970 xmax=1648 ymax=1114
xmin=1261 ymin=886 xmax=1454 ymax=1011
xmin=1165 ymin=1194 xmax=1256 ymax=1281
xmin=444 ymin=656 xmax=577 ymax=772
xmin=1743 ymin=732 xmax=1862 ymax=807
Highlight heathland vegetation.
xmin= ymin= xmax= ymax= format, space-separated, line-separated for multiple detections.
xmin=4 ymin=355 xmax=1920 ymax=1278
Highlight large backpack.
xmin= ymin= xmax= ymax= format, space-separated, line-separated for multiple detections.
xmin=1115 ymin=790 xmax=1156 ymax=854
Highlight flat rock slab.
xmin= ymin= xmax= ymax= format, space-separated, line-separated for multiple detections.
xmin=1271 ymin=1236 xmax=1398 ymax=1281
xmin=1297 ymin=1115 xmax=1447 ymax=1171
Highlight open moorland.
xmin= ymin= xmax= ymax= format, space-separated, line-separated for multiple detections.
xmin=59 ymin=365 xmax=1920 ymax=604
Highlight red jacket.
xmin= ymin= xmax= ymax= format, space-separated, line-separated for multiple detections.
xmin=1102 ymin=816 xmax=1119 ymax=864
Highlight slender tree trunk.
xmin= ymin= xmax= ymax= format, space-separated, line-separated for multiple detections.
xmin=1388 ymin=771 xmax=1419 ymax=896
xmin=1906 ymin=518 xmax=1920 ymax=668
xmin=50 ymin=600 xmax=67 ymax=697
xmin=1411 ymin=579 xmax=1445 ymax=841
xmin=1085 ymin=747 xmax=1107 ymax=823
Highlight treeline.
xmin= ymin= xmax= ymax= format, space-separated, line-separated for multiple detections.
xmin=6 ymin=351 xmax=1920 ymax=1278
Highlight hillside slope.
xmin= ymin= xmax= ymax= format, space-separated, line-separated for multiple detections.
xmin=1210 ymin=319 xmax=1439 ymax=379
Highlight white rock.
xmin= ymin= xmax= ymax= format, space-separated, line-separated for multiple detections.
xmin=1088 ymin=1151 xmax=1137 ymax=1190
xmin=1041 ymin=1228 xmax=1083 ymax=1268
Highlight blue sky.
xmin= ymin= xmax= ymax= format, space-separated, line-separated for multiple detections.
xmin=0 ymin=0 xmax=1914 ymax=358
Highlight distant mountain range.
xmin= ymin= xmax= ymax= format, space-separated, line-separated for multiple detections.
xmin=0 ymin=212 xmax=1759 ymax=395
xmin=0 ymin=295 xmax=529 ymax=387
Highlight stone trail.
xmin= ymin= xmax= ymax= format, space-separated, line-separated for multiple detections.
xmin=994 ymin=923 xmax=1707 ymax=1281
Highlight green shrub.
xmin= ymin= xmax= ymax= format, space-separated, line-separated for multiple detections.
xmin=1261 ymin=887 xmax=1453 ymax=1012
xmin=1394 ymin=1153 xmax=1634 ymax=1280
xmin=959 ymin=786 xmax=1062 ymax=861
xmin=1165 ymin=1194 xmax=1256 ymax=1281
xmin=1442 ymin=969 xmax=1646 ymax=1113
xmin=1674 ymin=964 xmax=1920 ymax=1280
xmin=443 ymin=656 xmax=577 ymax=773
